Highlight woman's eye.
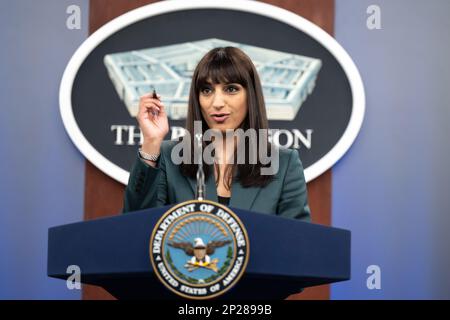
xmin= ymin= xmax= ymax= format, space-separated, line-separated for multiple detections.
xmin=201 ymin=87 xmax=212 ymax=95
xmin=226 ymin=86 xmax=239 ymax=93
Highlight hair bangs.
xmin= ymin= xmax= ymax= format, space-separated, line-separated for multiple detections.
xmin=196 ymin=50 xmax=247 ymax=89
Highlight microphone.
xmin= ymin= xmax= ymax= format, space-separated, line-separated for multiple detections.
xmin=195 ymin=133 xmax=205 ymax=200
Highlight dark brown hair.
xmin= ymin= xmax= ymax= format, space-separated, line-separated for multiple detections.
xmin=179 ymin=46 xmax=274 ymax=189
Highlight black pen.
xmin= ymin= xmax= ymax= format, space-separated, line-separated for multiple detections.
xmin=152 ymin=88 xmax=158 ymax=99
xmin=151 ymin=88 xmax=160 ymax=116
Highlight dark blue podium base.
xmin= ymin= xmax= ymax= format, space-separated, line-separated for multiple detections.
xmin=48 ymin=205 xmax=350 ymax=299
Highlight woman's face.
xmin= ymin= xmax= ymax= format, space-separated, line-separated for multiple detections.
xmin=199 ymin=80 xmax=248 ymax=132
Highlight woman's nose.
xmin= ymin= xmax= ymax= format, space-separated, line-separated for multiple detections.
xmin=212 ymin=92 xmax=226 ymax=109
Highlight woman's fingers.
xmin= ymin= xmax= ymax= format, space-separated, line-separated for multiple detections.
xmin=142 ymin=102 xmax=160 ymax=111
xmin=141 ymin=97 xmax=163 ymax=107
xmin=142 ymin=100 xmax=166 ymax=115
xmin=138 ymin=94 xmax=167 ymax=120
xmin=148 ymin=103 xmax=162 ymax=113
xmin=139 ymin=98 xmax=161 ymax=109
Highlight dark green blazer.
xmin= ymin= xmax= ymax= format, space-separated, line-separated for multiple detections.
xmin=122 ymin=140 xmax=311 ymax=221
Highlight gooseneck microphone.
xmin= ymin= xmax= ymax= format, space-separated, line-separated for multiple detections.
xmin=195 ymin=133 xmax=205 ymax=200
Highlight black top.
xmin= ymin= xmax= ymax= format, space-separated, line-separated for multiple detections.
xmin=218 ymin=196 xmax=230 ymax=206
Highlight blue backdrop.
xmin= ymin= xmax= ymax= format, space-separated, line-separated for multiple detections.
xmin=332 ymin=0 xmax=450 ymax=299
xmin=0 ymin=0 xmax=88 ymax=299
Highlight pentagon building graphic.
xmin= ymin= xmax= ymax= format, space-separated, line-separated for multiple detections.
xmin=104 ymin=38 xmax=322 ymax=121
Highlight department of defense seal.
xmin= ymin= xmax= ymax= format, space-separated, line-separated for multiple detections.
xmin=149 ymin=200 xmax=250 ymax=299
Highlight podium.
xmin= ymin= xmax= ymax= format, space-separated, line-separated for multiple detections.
xmin=47 ymin=206 xmax=350 ymax=299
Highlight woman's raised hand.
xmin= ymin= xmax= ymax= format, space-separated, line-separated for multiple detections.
xmin=137 ymin=92 xmax=169 ymax=144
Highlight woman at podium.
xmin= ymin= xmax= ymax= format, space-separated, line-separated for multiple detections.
xmin=122 ymin=46 xmax=311 ymax=221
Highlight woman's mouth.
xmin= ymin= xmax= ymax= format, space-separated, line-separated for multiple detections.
xmin=211 ymin=113 xmax=230 ymax=123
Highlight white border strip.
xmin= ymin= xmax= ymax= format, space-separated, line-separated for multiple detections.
xmin=59 ymin=0 xmax=365 ymax=185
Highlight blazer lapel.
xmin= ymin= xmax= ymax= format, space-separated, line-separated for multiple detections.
xmin=229 ymin=181 xmax=261 ymax=211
